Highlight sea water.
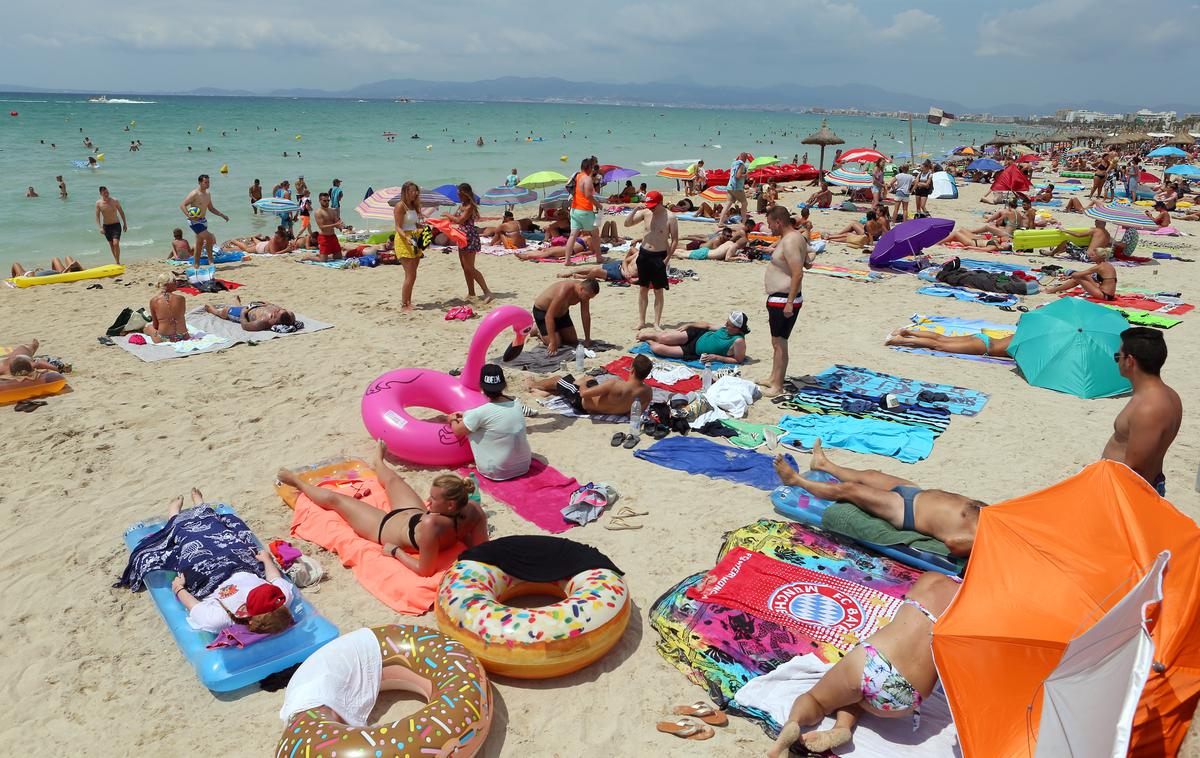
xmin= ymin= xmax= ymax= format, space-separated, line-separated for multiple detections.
xmin=0 ymin=95 xmax=1022 ymax=267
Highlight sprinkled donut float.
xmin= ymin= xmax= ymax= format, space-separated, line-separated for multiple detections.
xmin=435 ymin=561 xmax=630 ymax=679
xmin=277 ymin=624 xmax=492 ymax=758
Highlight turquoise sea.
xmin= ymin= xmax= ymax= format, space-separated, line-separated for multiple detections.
xmin=0 ymin=95 xmax=1026 ymax=267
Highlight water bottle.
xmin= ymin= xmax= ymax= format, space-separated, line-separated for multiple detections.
xmin=575 ymin=343 xmax=585 ymax=372
xmin=629 ymin=398 xmax=642 ymax=436
xmin=702 ymin=363 xmax=713 ymax=391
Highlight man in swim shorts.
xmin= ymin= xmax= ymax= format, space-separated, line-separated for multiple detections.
xmin=556 ymin=247 xmax=638 ymax=284
xmin=249 ymin=179 xmax=263 ymax=215
xmin=205 ymin=298 xmax=297 ymax=332
xmin=302 ymin=192 xmax=344 ymax=262
xmin=718 ymin=152 xmax=749 ymax=225
xmin=180 ymin=174 xmax=229 ymax=268
xmin=0 ymin=339 xmax=62 ymax=375
xmin=563 ymin=156 xmax=604 ymax=266
xmin=624 ymin=191 xmax=679 ymax=330
xmin=1102 ymin=327 xmax=1181 ymax=496
xmin=94 ymin=186 xmax=128 ymax=264
xmin=636 ymin=311 xmax=749 ymax=364
xmin=773 ymin=440 xmax=983 ymax=557
xmin=528 ymin=278 xmax=599 ymax=353
xmin=532 ymin=354 xmax=653 ymax=416
xmin=762 ymin=206 xmax=808 ymax=395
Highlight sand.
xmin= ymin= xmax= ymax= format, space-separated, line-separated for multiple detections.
xmin=2 ymin=178 xmax=1199 ymax=757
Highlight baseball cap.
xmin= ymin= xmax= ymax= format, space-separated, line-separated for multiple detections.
xmin=644 ymin=190 xmax=663 ymax=209
xmin=242 ymin=583 xmax=286 ymax=617
xmin=729 ymin=310 xmax=750 ymax=333
xmin=480 ymin=364 xmax=507 ymax=391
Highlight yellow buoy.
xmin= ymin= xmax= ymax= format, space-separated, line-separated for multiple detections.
xmin=130 ymin=120 xmax=136 ymax=126
xmin=197 ymin=125 xmax=203 ymax=132
xmin=560 ymin=155 xmax=568 ymax=161
xmin=426 ymin=145 xmax=433 ymax=150
xmin=96 ymin=153 xmax=105 ymax=162
xmin=219 ymin=164 xmax=229 ymax=174
xmin=295 ymin=134 xmax=301 ymax=141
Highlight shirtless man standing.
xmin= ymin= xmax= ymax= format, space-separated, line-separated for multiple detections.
xmin=180 ymin=174 xmax=229 ymax=267
xmin=145 ymin=274 xmax=190 ymax=343
xmin=532 ymin=353 xmax=653 ymax=417
xmin=302 ymin=192 xmax=343 ymax=262
xmin=94 ymin=186 xmax=128 ymax=264
xmin=249 ymin=179 xmax=263 ymax=214
xmin=1102 ymin=327 xmax=1182 ymax=496
xmin=774 ymin=441 xmax=982 ymax=556
xmin=624 ymin=191 xmax=679 ymax=330
xmin=57 ymin=175 xmax=67 ymax=198
xmin=762 ymin=205 xmax=808 ymax=395
xmin=526 ymin=279 xmax=598 ymax=353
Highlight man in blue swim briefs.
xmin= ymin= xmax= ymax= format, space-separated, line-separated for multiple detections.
xmin=556 ymin=247 xmax=639 ymax=284
xmin=1102 ymin=327 xmax=1180 ymax=497
xmin=773 ymin=440 xmax=983 ymax=557
xmin=204 ymin=298 xmax=296 ymax=332
xmin=180 ymin=174 xmax=229 ymax=268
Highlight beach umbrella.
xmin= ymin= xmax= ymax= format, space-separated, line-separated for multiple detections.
xmin=869 ymin=217 xmax=954 ymax=265
xmin=747 ymin=155 xmax=780 ymax=170
xmin=982 ymin=134 xmax=1019 ymax=147
xmin=1011 ymin=144 xmax=1035 ymax=155
xmin=1164 ymin=164 xmax=1200 ymax=177
xmin=966 ymin=158 xmax=1003 ymax=172
xmin=1085 ymin=202 xmax=1159 ymax=230
xmin=991 ymin=164 xmax=1033 ymax=194
xmin=824 ymin=167 xmax=872 ymax=188
xmin=480 ymin=186 xmax=538 ymax=206
xmin=539 ymin=188 xmax=571 ymax=208
xmin=953 ymin=146 xmax=977 ymax=155
xmin=1102 ymin=134 xmax=1126 ymax=146
xmin=933 ymin=459 xmax=1200 ymax=757
xmin=518 ymin=171 xmax=569 ymax=190
xmin=801 ymin=119 xmax=844 ymax=172
xmin=430 ymin=184 xmax=480 ymax=204
xmin=699 ymin=186 xmax=728 ymax=202
xmin=1168 ymin=128 xmax=1196 ymax=146
xmin=656 ymin=165 xmax=696 ymax=180
xmin=397 ymin=191 xmax=454 ymax=208
xmin=1007 ymin=297 xmax=1131 ymax=398
xmin=1147 ymin=146 xmax=1187 ymax=158
xmin=1017 ymin=153 xmax=1042 ymax=163
xmin=602 ymin=167 xmax=640 ymax=184
xmin=355 ymin=186 xmax=404 ymax=220
xmin=253 ymin=198 xmax=300 ymax=213
xmin=1121 ymin=131 xmax=1151 ymax=144
xmin=835 ymin=148 xmax=885 ymax=165
xmin=1065 ymin=146 xmax=1091 ymax=155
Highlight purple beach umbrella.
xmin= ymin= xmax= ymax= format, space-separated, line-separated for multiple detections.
xmin=869 ymin=217 xmax=955 ymax=265
xmin=602 ymin=167 xmax=640 ymax=183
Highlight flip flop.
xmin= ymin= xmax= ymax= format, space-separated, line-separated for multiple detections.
xmin=605 ymin=516 xmax=643 ymax=531
xmin=655 ymin=719 xmax=714 ymax=740
xmin=14 ymin=400 xmax=47 ymax=413
xmin=673 ymin=702 xmax=729 ymax=726
xmin=622 ymin=434 xmax=641 ymax=450
xmin=615 ymin=507 xmax=648 ymax=518
xmin=610 ymin=432 xmax=627 ymax=447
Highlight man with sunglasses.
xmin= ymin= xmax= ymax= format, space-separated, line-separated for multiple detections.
xmin=1103 ymin=328 xmax=1181 ymax=496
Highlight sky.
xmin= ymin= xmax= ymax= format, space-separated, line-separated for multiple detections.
xmin=6 ymin=0 xmax=1198 ymax=109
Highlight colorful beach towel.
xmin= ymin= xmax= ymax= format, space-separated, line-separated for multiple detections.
xmin=603 ymin=355 xmax=702 ymax=393
xmin=816 ymin=364 xmax=990 ymax=415
xmin=891 ymin=313 xmax=1017 ymax=365
xmin=777 ymin=386 xmax=951 ymax=437
xmin=458 ymin=459 xmax=580 ymax=534
xmin=807 ymin=264 xmax=888 ymax=283
xmin=1097 ymin=304 xmax=1182 ymax=329
xmin=777 ymin=414 xmax=936 ymax=463
xmin=686 ymin=547 xmax=903 ymax=652
xmin=629 ymin=341 xmax=707 ymax=369
xmin=117 ymin=505 xmax=259 ymax=597
xmin=177 ymin=279 xmax=244 ymax=296
xmin=290 ymin=478 xmax=464 ymax=614
xmin=1060 ymin=290 xmax=1194 ymax=315
xmin=917 ymin=283 xmax=1019 ymax=307
xmin=634 ymin=437 xmax=798 ymax=491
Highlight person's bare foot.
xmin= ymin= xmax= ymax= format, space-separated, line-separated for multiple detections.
xmin=372 ymin=438 xmax=390 ymax=471
xmin=809 ymin=438 xmax=830 ymax=472
xmin=801 ymin=726 xmax=852 ymax=753
xmin=191 ymin=487 xmax=204 ymax=504
xmin=401 ymin=303 xmax=414 ymax=312
xmin=635 ymin=324 xmax=651 ymax=334
xmin=766 ymin=722 xmax=801 ymax=758
xmin=482 ymin=292 xmax=495 ymax=304
xmin=653 ymin=322 xmax=663 ymax=331
xmin=276 ymin=468 xmax=301 ymax=489
xmin=774 ymin=454 xmax=801 ymax=486
xmin=168 ymin=495 xmax=184 ymax=517
xmin=759 ymin=382 xmax=786 ymax=397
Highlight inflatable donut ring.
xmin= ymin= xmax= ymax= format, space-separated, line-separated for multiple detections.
xmin=436 ymin=561 xmax=629 ymax=679
xmin=278 ymin=624 xmax=492 ymax=758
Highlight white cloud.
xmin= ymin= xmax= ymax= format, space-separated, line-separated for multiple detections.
xmin=881 ymin=9 xmax=942 ymax=40
xmin=977 ymin=0 xmax=1193 ymax=59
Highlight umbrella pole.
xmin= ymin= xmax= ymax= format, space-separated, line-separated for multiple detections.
xmin=819 ymin=146 xmax=826 ymax=173
xmin=908 ymin=114 xmax=915 ymax=164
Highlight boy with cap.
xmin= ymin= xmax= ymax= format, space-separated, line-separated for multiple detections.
xmin=448 ymin=365 xmax=532 ymax=481
xmin=624 ymin=190 xmax=679 ymax=330
xmin=636 ymin=311 xmax=750 ymax=363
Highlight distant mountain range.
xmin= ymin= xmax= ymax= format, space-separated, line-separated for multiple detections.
xmin=3 ymin=77 xmax=1196 ymax=118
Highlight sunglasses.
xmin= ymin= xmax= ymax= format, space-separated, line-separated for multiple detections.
xmin=1113 ymin=352 xmax=1124 ymax=364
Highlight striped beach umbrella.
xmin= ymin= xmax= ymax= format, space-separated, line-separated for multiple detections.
xmin=355 ymin=186 xmax=404 ymax=220
xmin=699 ymin=186 xmax=728 ymax=202
xmin=1085 ymin=202 xmax=1159 ymax=231
xmin=836 ymin=148 xmax=885 ymax=164
xmin=657 ymin=165 xmax=696 ymax=180
xmin=825 ymin=168 xmax=873 ymax=188
xmin=253 ymin=198 xmax=301 ymax=213
xmin=539 ymin=188 xmax=571 ymax=208
xmin=417 ymin=191 xmax=456 ymax=207
xmin=480 ymin=186 xmax=538 ymax=206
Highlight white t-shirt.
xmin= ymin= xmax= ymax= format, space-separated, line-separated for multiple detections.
xmin=186 ymin=572 xmax=294 ymax=634
xmin=462 ymin=399 xmax=531 ymax=481
xmin=893 ymin=172 xmax=915 ymax=195
xmin=280 ymin=627 xmax=382 ymax=726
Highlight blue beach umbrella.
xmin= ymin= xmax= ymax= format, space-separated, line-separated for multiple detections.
xmin=1147 ymin=146 xmax=1187 ymax=159
xmin=966 ymin=158 xmax=1004 ymax=172
xmin=1008 ymin=298 xmax=1132 ymax=399
xmin=540 ymin=188 xmax=571 ymax=207
xmin=480 ymin=186 xmax=538 ymax=206
xmin=431 ymin=184 xmax=480 ymax=204
xmin=1164 ymin=164 xmax=1200 ymax=177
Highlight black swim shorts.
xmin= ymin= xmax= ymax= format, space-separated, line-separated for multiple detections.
xmin=103 ymin=222 xmax=122 ymax=241
xmin=554 ymin=375 xmax=597 ymax=414
xmin=766 ymin=292 xmax=803 ymax=339
xmin=532 ymin=306 xmax=573 ymax=337
xmin=635 ymin=247 xmax=670 ymax=290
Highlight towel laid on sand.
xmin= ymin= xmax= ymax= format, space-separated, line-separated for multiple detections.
xmin=289 ymin=478 xmax=463 ymax=615
xmin=114 ymin=306 xmax=333 ymax=362
xmin=917 ymin=284 xmax=1019 ymax=307
xmin=807 ymin=264 xmax=888 ymax=283
xmin=890 ymin=314 xmax=1016 ymax=365
xmin=778 ymin=386 xmax=951 ymax=437
xmin=603 ymin=355 xmax=701 ymax=393
xmin=629 ymin=341 xmax=707 ymax=369
xmin=822 ymin=501 xmax=951 ymax=556
xmin=489 ymin=339 xmax=620 ymax=374
xmin=459 ymin=459 xmax=580 ymax=534
xmin=816 ymin=364 xmax=989 ymax=416
xmin=634 ymin=437 xmax=798 ymax=491
xmin=778 ymin=414 xmax=936 ymax=463
xmin=1060 ymin=290 xmax=1194 ymax=315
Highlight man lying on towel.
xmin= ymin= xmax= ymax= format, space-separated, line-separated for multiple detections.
xmin=205 ymin=297 xmax=297 ymax=331
xmin=530 ymin=354 xmax=652 ymax=416
xmin=773 ymin=439 xmax=984 ymax=557
xmin=635 ymin=310 xmax=750 ymax=364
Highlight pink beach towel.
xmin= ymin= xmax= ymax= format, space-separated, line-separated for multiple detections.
xmin=289 ymin=477 xmax=465 ymax=614
xmin=458 ymin=459 xmax=580 ymax=533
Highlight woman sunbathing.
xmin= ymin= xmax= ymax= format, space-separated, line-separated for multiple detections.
xmin=1041 ymin=246 xmax=1117 ymax=300
xmin=885 ymin=327 xmax=1013 ymax=358
xmin=766 ymin=570 xmax=961 ymax=756
xmin=0 ymin=338 xmax=61 ymax=375
xmin=276 ymin=441 xmax=488 ymax=577
xmin=10 ymin=257 xmax=83 ymax=278
xmin=1061 ymin=196 xmax=1100 ymax=214
xmin=224 ymin=230 xmax=291 ymax=254
xmin=825 ymin=211 xmax=888 ymax=243
xmin=938 ymin=229 xmax=1006 ymax=251
xmin=515 ymin=237 xmax=588 ymax=261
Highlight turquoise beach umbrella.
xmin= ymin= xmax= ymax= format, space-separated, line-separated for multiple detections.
xmin=1008 ymin=298 xmax=1131 ymax=399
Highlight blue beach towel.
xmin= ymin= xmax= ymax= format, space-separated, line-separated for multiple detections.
xmin=917 ymin=284 xmax=1019 ymax=307
xmin=957 ymin=258 xmax=1033 ymax=274
xmin=890 ymin=314 xmax=1017 ymax=366
xmin=815 ymin=364 xmax=989 ymax=416
xmin=634 ymin=437 xmax=797 ymax=491
xmin=777 ymin=414 xmax=936 ymax=463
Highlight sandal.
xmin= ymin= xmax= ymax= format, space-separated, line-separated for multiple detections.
xmin=673 ymin=702 xmax=729 ymax=727
xmin=605 ymin=516 xmax=643 ymax=531
xmin=656 ymin=718 xmax=714 ymax=740
xmin=14 ymin=400 xmax=47 ymax=413
xmin=615 ymin=507 xmax=648 ymax=518
xmin=610 ymin=432 xmax=627 ymax=447
xmin=622 ymin=434 xmax=641 ymax=450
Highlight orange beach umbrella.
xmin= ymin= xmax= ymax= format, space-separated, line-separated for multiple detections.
xmin=932 ymin=461 xmax=1200 ymax=757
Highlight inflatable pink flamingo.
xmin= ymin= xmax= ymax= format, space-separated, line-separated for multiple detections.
xmin=362 ymin=305 xmax=534 ymax=466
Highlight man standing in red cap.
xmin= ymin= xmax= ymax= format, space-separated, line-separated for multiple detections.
xmin=624 ymin=190 xmax=679 ymax=330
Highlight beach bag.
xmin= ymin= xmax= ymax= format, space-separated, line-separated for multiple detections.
xmin=413 ymin=224 xmax=435 ymax=251
xmin=106 ymin=307 xmax=151 ymax=336
xmin=564 ymin=172 xmax=578 ymax=198
xmin=845 ymin=233 xmax=868 ymax=248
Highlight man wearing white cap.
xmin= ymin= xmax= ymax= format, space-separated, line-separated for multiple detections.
xmin=624 ymin=190 xmax=679 ymax=330
xmin=635 ymin=311 xmax=749 ymax=364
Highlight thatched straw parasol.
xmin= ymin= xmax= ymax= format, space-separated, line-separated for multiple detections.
xmin=1168 ymin=128 xmax=1196 ymax=146
xmin=802 ymin=119 xmax=844 ymax=172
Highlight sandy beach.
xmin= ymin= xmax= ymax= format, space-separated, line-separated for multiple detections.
xmin=3 ymin=177 xmax=1199 ymax=757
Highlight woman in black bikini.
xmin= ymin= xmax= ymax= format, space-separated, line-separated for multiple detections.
xmin=276 ymin=441 xmax=489 ymax=577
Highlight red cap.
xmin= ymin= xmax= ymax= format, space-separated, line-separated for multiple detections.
xmin=242 ymin=583 xmax=286 ymax=617
xmin=644 ymin=190 xmax=663 ymax=208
